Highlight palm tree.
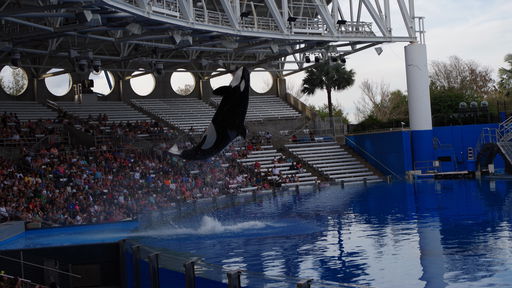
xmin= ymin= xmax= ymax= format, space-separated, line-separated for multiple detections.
xmin=498 ymin=54 xmax=512 ymax=97
xmin=301 ymin=61 xmax=355 ymax=136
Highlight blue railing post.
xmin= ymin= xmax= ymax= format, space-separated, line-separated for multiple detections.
xmin=184 ymin=260 xmax=196 ymax=288
xmin=297 ymin=279 xmax=313 ymax=288
xmin=226 ymin=270 xmax=241 ymax=288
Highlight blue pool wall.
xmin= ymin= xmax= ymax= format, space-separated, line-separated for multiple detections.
xmin=122 ymin=244 xmax=226 ymax=288
xmin=347 ymin=123 xmax=504 ymax=176
xmin=346 ymin=130 xmax=413 ymax=176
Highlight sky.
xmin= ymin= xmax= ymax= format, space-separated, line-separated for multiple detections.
xmin=288 ymin=0 xmax=512 ymax=122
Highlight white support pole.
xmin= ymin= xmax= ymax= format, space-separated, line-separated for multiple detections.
xmin=405 ymin=43 xmax=433 ymax=166
xmin=405 ymin=43 xmax=431 ymax=131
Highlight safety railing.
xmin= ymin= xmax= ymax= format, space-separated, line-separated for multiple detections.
xmin=345 ymin=136 xmax=402 ymax=180
xmin=119 ymin=0 xmax=373 ymax=36
xmin=477 ymin=127 xmax=501 ymax=151
xmin=121 ymin=239 xmax=370 ymax=288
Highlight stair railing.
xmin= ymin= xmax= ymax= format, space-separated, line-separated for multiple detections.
xmin=344 ymin=137 xmax=403 ymax=180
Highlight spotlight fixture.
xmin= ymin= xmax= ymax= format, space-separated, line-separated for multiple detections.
xmin=304 ymin=55 xmax=311 ymax=63
xmin=240 ymin=11 xmax=250 ymax=18
xmin=287 ymin=16 xmax=297 ymax=23
xmin=10 ymin=51 xmax=20 ymax=67
xmin=339 ymin=56 xmax=346 ymax=64
xmin=154 ymin=62 xmax=164 ymax=76
xmin=336 ymin=19 xmax=347 ymax=25
xmin=314 ymin=56 xmax=320 ymax=63
xmin=331 ymin=56 xmax=338 ymax=63
xmin=78 ymin=59 xmax=89 ymax=73
xmin=92 ymin=59 xmax=101 ymax=73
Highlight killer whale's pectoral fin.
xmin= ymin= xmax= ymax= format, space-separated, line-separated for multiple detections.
xmin=200 ymin=122 xmax=217 ymax=150
xmin=169 ymin=144 xmax=182 ymax=156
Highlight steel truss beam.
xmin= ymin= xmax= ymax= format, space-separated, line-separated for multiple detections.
xmin=0 ymin=0 xmax=421 ymax=76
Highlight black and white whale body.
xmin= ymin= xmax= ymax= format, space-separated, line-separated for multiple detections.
xmin=170 ymin=67 xmax=249 ymax=160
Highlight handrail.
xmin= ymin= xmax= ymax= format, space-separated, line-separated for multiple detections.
xmin=0 ymin=273 xmax=48 ymax=288
xmin=0 ymin=254 xmax=82 ymax=279
xmin=344 ymin=136 xmax=402 ymax=180
xmin=121 ymin=0 xmax=374 ymax=36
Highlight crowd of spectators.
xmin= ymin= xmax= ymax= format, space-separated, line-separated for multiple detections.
xmin=0 ymin=111 xmax=273 ymax=226
xmin=1 ymin=113 xmax=60 ymax=146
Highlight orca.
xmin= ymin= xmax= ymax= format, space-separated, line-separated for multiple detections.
xmin=170 ymin=66 xmax=250 ymax=160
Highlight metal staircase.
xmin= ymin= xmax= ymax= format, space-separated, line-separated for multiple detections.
xmin=480 ymin=116 xmax=512 ymax=164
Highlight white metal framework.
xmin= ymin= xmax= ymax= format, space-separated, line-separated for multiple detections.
xmin=0 ymin=0 xmax=423 ymax=78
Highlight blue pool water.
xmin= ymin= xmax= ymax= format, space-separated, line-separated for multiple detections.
xmin=135 ymin=179 xmax=512 ymax=288
xmin=0 ymin=221 xmax=138 ymax=250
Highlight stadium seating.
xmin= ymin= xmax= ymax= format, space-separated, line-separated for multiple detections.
xmin=236 ymin=144 xmax=318 ymax=187
xmin=57 ymin=101 xmax=150 ymax=122
xmin=285 ymin=141 xmax=381 ymax=184
xmin=0 ymin=101 xmax=57 ymax=121
xmin=211 ymin=95 xmax=300 ymax=121
xmin=131 ymin=98 xmax=215 ymax=134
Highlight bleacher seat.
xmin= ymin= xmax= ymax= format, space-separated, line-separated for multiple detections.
xmin=58 ymin=101 xmax=150 ymax=123
xmin=237 ymin=144 xmax=318 ymax=187
xmin=0 ymin=101 xmax=57 ymax=121
xmin=285 ymin=141 xmax=381 ymax=184
xmin=211 ymin=95 xmax=300 ymax=121
xmin=131 ymin=98 xmax=215 ymax=134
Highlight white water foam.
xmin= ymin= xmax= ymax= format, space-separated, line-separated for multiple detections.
xmin=85 ymin=216 xmax=271 ymax=240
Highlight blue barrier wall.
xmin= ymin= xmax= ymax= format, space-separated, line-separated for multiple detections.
xmin=346 ymin=130 xmax=413 ymax=177
xmin=433 ymin=123 xmax=504 ymax=172
xmin=347 ymin=124 xmax=504 ymax=176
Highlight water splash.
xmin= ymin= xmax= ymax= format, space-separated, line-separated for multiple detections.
xmin=194 ymin=215 xmax=268 ymax=234
xmin=81 ymin=216 xmax=271 ymax=240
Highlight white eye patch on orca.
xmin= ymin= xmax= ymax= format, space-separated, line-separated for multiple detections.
xmin=230 ymin=67 xmax=243 ymax=88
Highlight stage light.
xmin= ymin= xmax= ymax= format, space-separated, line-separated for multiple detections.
xmin=305 ymin=55 xmax=311 ymax=63
xmin=78 ymin=59 xmax=89 ymax=73
xmin=336 ymin=19 xmax=347 ymax=25
xmin=240 ymin=11 xmax=250 ymax=18
xmin=339 ymin=56 xmax=346 ymax=64
xmin=92 ymin=59 xmax=101 ymax=73
xmin=287 ymin=16 xmax=297 ymax=23
xmin=154 ymin=62 xmax=164 ymax=76
xmin=314 ymin=56 xmax=320 ymax=63
xmin=10 ymin=51 xmax=20 ymax=67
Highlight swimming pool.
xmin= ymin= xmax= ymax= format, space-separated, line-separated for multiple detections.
xmin=135 ymin=179 xmax=512 ymax=288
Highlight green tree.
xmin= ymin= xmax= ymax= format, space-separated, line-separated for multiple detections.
xmin=430 ymin=55 xmax=495 ymax=101
xmin=355 ymin=80 xmax=408 ymax=122
xmin=309 ymin=103 xmax=349 ymax=124
xmin=0 ymin=66 xmax=28 ymax=96
xmin=498 ymin=54 xmax=512 ymax=97
xmin=301 ymin=62 xmax=355 ymax=135
xmin=176 ymin=83 xmax=194 ymax=96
